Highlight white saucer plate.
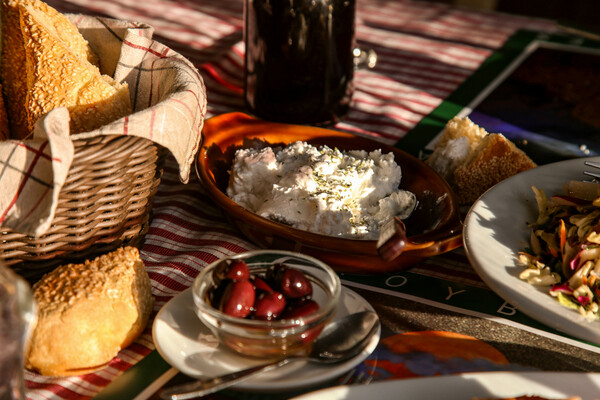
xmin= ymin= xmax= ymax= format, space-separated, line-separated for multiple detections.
xmin=152 ymin=285 xmax=380 ymax=392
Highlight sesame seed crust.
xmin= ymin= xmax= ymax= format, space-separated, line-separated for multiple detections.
xmin=1 ymin=0 xmax=100 ymax=139
xmin=20 ymin=3 xmax=131 ymax=135
xmin=26 ymin=246 xmax=154 ymax=376
xmin=453 ymin=134 xmax=537 ymax=204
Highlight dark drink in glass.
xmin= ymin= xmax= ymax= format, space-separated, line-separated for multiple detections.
xmin=244 ymin=0 xmax=356 ymax=126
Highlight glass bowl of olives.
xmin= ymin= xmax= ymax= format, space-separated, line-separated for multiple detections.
xmin=192 ymin=250 xmax=341 ymax=358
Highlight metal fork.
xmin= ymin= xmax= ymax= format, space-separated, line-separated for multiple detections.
xmin=584 ymin=161 xmax=600 ymax=182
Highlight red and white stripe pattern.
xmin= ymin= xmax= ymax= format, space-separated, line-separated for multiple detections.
xmin=45 ymin=0 xmax=555 ymax=145
xmin=28 ymin=1 xmax=556 ymax=399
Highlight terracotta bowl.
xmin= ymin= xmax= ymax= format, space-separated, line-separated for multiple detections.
xmin=196 ymin=112 xmax=462 ymax=274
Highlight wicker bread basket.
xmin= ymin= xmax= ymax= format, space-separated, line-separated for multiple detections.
xmin=1 ymin=135 xmax=164 ymax=279
xmin=0 ymin=14 xmax=206 ymax=280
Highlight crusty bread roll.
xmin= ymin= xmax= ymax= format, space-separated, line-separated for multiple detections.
xmin=430 ymin=116 xmax=488 ymax=155
xmin=426 ymin=117 xmax=488 ymax=183
xmin=426 ymin=117 xmax=536 ymax=205
xmin=453 ymin=133 xmax=537 ymax=204
xmin=1 ymin=0 xmax=100 ymax=139
xmin=19 ymin=2 xmax=131 ymax=135
xmin=25 ymin=247 xmax=154 ymax=377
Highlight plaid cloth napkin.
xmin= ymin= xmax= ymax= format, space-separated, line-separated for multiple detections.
xmin=0 ymin=15 xmax=207 ymax=237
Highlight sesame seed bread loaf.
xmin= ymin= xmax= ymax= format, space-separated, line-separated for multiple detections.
xmin=25 ymin=247 xmax=154 ymax=377
xmin=19 ymin=3 xmax=131 ymax=135
xmin=426 ymin=117 xmax=537 ymax=205
xmin=1 ymin=0 xmax=100 ymax=139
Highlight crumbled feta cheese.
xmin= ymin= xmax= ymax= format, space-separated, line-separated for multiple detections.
xmin=227 ymin=141 xmax=417 ymax=239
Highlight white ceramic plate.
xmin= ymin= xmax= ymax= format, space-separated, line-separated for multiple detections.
xmin=464 ymin=156 xmax=600 ymax=345
xmin=152 ymin=286 xmax=380 ymax=393
xmin=291 ymin=371 xmax=600 ymax=400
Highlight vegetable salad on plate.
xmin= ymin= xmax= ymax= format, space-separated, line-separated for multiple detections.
xmin=519 ymin=181 xmax=600 ymax=320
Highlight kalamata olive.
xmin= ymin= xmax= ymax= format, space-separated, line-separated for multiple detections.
xmin=265 ymin=263 xmax=284 ymax=286
xmin=252 ymin=276 xmax=273 ymax=293
xmin=300 ymin=325 xmax=324 ymax=344
xmin=253 ymin=291 xmax=286 ymax=320
xmin=226 ymin=260 xmax=250 ymax=281
xmin=208 ymin=278 xmax=231 ymax=309
xmin=282 ymin=298 xmax=319 ymax=319
xmin=278 ymin=266 xmax=313 ymax=299
xmin=221 ymin=280 xmax=255 ymax=318
xmin=212 ymin=262 xmax=317 ymax=321
xmin=212 ymin=261 xmax=230 ymax=285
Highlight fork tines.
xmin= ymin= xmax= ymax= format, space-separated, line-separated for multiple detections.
xmin=584 ymin=161 xmax=600 ymax=180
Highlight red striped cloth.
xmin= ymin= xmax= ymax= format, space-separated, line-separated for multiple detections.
xmin=28 ymin=1 xmax=556 ymax=399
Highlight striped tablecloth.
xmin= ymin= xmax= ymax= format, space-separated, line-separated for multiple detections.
xmin=27 ymin=1 xmax=557 ymax=399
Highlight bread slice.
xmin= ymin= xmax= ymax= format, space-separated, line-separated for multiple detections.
xmin=19 ymin=3 xmax=131 ymax=135
xmin=453 ymin=133 xmax=537 ymax=204
xmin=1 ymin=0 xmax=100 ymax=139
xmin=26 ymin=247 xmax=154 ymax=376
xmin=426 ymin=117 xmax=536 ymax=205
xmin=431 ymin=116 xmax=488 ymax=152
xmin=426 ymin=116 xmax=488 ymax=182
